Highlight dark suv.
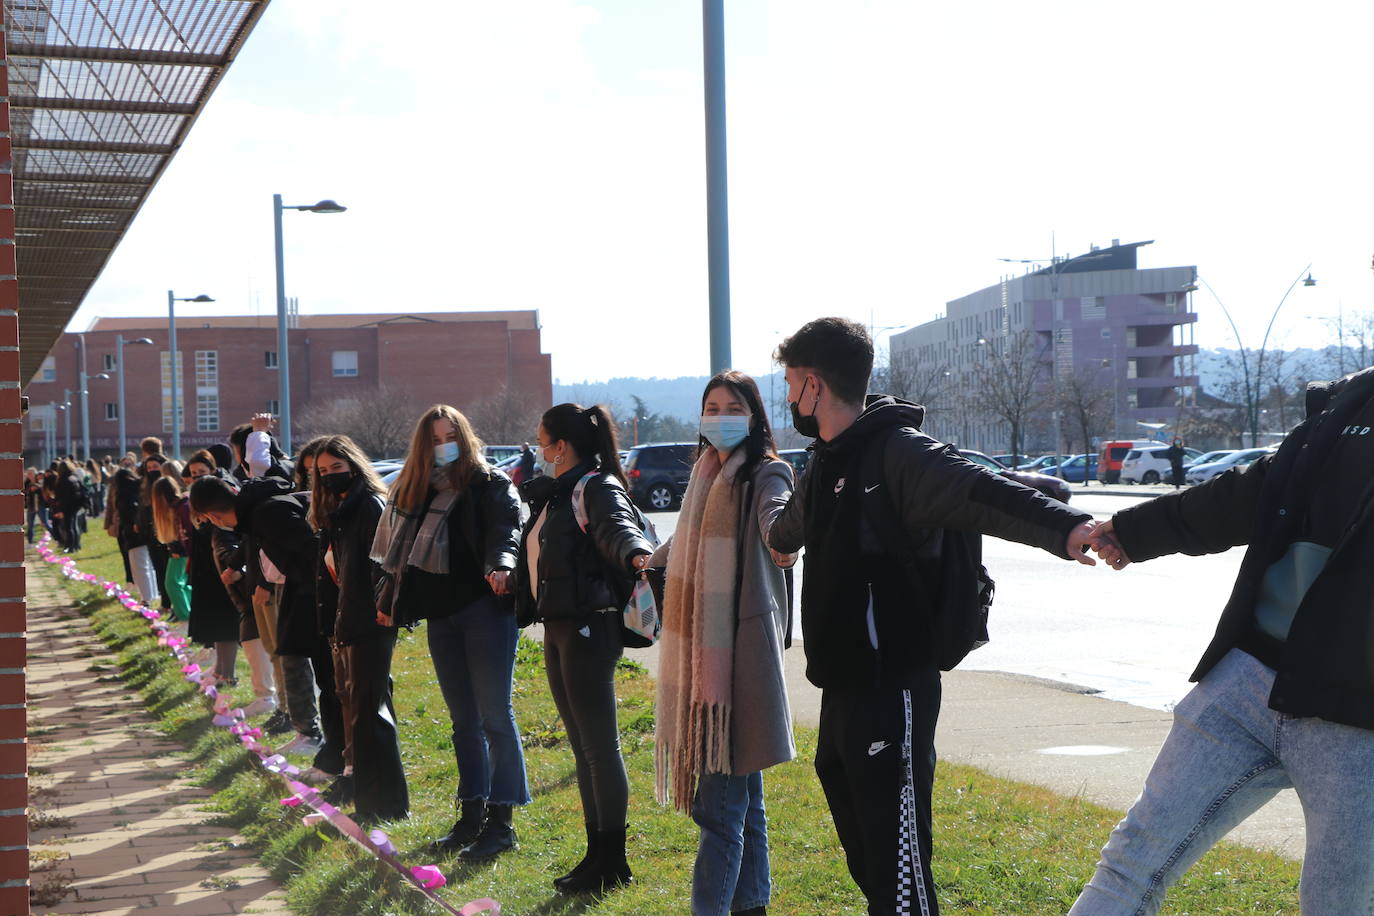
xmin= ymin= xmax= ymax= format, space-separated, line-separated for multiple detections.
xmin=624 ymin=442 xmax=697 ymax=511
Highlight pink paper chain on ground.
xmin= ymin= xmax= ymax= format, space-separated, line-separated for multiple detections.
xmin=34 ymin=534 xmax=500 ymax=916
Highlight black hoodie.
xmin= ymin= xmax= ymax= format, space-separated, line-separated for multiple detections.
xmin=770 ymin=395 xmax=1091 ymax=689
xmin=234 ymin=477 xmax=322 ymax=656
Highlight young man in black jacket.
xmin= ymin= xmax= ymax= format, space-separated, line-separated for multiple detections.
xmin=768 ymin=318 xmax=1100 ymax=916
xmin=1070 ymin=366 xmax=1374 ymax=915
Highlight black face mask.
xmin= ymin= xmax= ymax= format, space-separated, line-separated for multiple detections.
xmin=789 ymin=378 xmax=822 ymax=439
xmin=321 ymin=471 xmax=354 ymax=495
xmin=145 ymin=469 xmax=161 ymax=480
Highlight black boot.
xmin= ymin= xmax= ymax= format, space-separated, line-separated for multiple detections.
xmin=552 ymin=822 xmax=599 ymax=891
xmin=322 ymin=774 xmax=355 ymax=806
xmin=458 ymin=804 xmax=516 ymax=860
xmin=433 ymin=798 xmax=485 ymax=851
xmin=558 ymin=825 xmax=632 ymax=894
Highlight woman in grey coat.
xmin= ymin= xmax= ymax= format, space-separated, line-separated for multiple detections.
xmin=650 ymin=370 xmax=796 ymax=916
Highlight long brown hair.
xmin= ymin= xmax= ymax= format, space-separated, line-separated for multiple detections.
xmin=389 ymin=405 xmax=489 ymax=513
xmin=150 ymin=474 xmax=186 ymax=545
xmin=307 ymin=435 xmax=387 ymax=531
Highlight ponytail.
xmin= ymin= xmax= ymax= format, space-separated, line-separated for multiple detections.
xmin=541 ymin=403 xmax=627 ymax=487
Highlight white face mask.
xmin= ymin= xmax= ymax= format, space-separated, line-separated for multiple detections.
xmin=700 ymin=414 xmax=750 ymax=450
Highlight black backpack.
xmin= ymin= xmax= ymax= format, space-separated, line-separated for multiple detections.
xmin=859 ymin=430 xmax=994 ymax=671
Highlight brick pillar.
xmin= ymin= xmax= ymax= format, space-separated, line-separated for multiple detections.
xmin=0 ymin=19 xmax=26 ymax=916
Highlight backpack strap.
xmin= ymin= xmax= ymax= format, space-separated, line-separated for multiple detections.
xmin=570 ymin=471 xmax=599 ymax=533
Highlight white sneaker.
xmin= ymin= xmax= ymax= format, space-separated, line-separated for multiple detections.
xmin=279 ymin=732 xmax=324 ymax=756
xmin=242 ymin=695 xmax=278 ymax=718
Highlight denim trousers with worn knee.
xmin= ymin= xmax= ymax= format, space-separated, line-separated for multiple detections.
xmin=1070 ymin=647 xmax=1374 ymax=915
xmin=427 ymin=595 xmax=530 ymax=807
xmin=691 ymin=770 xmax=770 ymax=916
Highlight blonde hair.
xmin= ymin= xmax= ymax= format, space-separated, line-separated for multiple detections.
xmin=150 ymin=475 xmax=186 ymax=546
xmin=306 ymin=435 xmax=387 ymax=531
xmin=389 ymin=405 xmax=490 ymax=513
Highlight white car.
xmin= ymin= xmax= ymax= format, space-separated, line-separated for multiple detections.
xmin=1185 ymin=448 xmax=1274 ymax=485
xmin=1119 ymin=445 xmax=1203 ymax=484
xmin=1185 ymin=449 xmax=1235 ymax=469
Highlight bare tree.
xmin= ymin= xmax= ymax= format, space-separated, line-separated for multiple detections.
xmin=1318 ymin=308 xmax=1374 ymax=376
xmin=465 ymin=384 xmax=547 ymax=447
xmin=297 ymin=384 xmax=421 ymax=459
xmin=880 ymin=347 xmax=954 ymax=412
xmin=1259 ymin=344 xmax=1312 ymax=433
xmin=1055 ymin=365 xmax=1114 ymax=460
xmin=966 ymin=329 xmax=1051 ymax=466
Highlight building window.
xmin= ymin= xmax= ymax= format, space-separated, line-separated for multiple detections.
xmin=160 ymin=351 xmax=184 ymax=433
xmin=101 ymin=353 xmax=115 ymax=372
xmin=265 ymin=399 xmax=280 ymax=415
xmin=104 ymin=403 xmax=118 ymax=421
xmin=195 ymin=350 xmax=218 ymax=388
xmin=332 ymin=350 xmax=358 ymax=377
xmin=197 ymin=394 xmax=219 ymax=432
xmin=1081 ymin=296 xmax=1105 ymax=321
xmin=30 ymin=413 xmax=46 ymax=431
xmin=40 ymin=356 xmax=56 ymax=382
xmin=265 ymin=350 xmax=278 ymax=369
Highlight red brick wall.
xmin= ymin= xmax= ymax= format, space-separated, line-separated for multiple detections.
xmin=0 ymin=23 xmax=29 ymax=914
xmin=23 ymin=315 xmax=552 ymax=462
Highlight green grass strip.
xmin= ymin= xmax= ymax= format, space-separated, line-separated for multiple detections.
xmin=37 ymin=529 xmax=1301 ymax=914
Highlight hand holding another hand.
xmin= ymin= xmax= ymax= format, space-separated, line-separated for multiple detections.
xmin=1088 ymin=519 xmax=1132 ymax=570
xmin=770 ymin=548 xmax=799 ymax=569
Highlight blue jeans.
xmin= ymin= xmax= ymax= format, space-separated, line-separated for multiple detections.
xmin=427 ymin=596 xmax=530 ymax=806
xmin=1070 ymin=648 xmax=1374 ymax=915
xmin=692 ymin=771 xmax=770 ymax=916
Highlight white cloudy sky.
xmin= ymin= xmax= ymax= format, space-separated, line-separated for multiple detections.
xmin=67 ymin=0 xmax=1374 ymax=382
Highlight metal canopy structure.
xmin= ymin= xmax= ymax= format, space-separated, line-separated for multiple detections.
xmin=6 ymin=0 xmax=270 ymax=384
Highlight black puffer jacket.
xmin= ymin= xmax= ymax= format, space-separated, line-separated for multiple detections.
xmin=235 ymin=479 xmax=321 ymax=657
xmin=513 ymin=462 xmax=654 ymax=624
xmin=318 ymin=481 xmax=385 ymax=646
xmin=1112 ymin=366 xmax=1374 ymax=729
xmin=112 ymin=469 xmax=146 ymax=548
xmin=390 ymin=468 xmax=524 ymax=628
xmin=770 ymin=395 xmax=1092 ymax=689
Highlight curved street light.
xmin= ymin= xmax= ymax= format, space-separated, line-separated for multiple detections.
xmin=116 ymin=336 xmax=155 ymax=457
xmin=167 ymin=292 xmax=215 ymax=459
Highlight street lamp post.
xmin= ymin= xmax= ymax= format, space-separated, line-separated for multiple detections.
xmin=60 ymin=394 xmax=71 ymax=457
xmin=167 ymin=291 xmax=215 ymax=460
xmin=273 ymin=195 xmax=347 ymax=455
xmin=116 ymin=336 xmax=154 ymax=457
xmin=78 ymin=370 xmax=110 ymax=462
xmin=1193 ymin=265 xmax=1315 ymax=447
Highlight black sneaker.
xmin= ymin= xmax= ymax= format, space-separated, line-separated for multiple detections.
xmin=263 ymin=709 xmax=292 ymax=735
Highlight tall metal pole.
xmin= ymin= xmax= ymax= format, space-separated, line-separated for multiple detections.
xmin=61 ymin=390 xmax=71 ymax=457
xmin=702 ymin=0 xmax=732 ymax=374
xmin=273 ymin=194 xmax=293 ymax=454
xmin=116 ymin=335 xmax=127 ymax=457
xmin=167 ymin=289 xmax=180 ymax=459
xmin=77 ymin=335 xmax=91 ymax=462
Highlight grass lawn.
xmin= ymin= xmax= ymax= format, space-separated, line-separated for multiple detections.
xmin=35 ymin=528 xmax=1302 ymax=914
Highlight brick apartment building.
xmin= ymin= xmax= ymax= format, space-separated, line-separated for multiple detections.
xmin=23 ymin=310 xmax=552 ymax=462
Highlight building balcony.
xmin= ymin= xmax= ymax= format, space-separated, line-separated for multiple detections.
xmin=1129 ymin=374 xmax=1199 ymax=390
xmin=1128 ymin=311 xmax=1198 ymax=328
xmin=1126 ymin=343 xmax=1199 ymax=359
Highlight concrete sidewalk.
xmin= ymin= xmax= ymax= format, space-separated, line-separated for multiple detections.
xmin=26 ymin=561 xmax=291 ymax=916
xmin=622 ymin=640 xmax=1307 ymax=859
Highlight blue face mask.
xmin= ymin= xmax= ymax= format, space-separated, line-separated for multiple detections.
xmin=700 ymin=414 xmax=750 ymax=451
xmin=434 ymin=441 xmax=461 ymax=467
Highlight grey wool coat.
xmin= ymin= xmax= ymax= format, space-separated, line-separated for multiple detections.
xmin=651 ymin=455 xmax=797 ymax=776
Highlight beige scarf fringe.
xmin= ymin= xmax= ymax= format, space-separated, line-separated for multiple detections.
xmin=655 ymin=447 xmax=745 ymax=812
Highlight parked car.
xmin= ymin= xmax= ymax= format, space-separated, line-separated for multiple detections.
xmin=484 ymin=444 xmax=522 ymax=464
xmin=1185 ymin=447 xmax=1274 ymax=485
xmin=1096 ymin=439 xmax=1159 ymax=484
xmin=961 ymin=450 xmax=1072 ymax=503
xmin=1183 ymin=449 xmax=1234 ymax=469
xmin=624 ymin=442 xmax=697 ymax=511
xmin=1016 ymin=455 xmax=1061 ymax=472
xmin=990 ymin=455 xmax=1016 ymax=468
xmin=778 ymin=448 xmax=810 ymax=478
xmin=1119 ymin=445 xmax=1204 ymax=484
xmin=1044 ymin=453 xmax=1100 ymax=484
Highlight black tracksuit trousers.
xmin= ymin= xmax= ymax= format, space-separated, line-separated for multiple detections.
xmin=816 ymin=670 xmax=942 ymax=916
